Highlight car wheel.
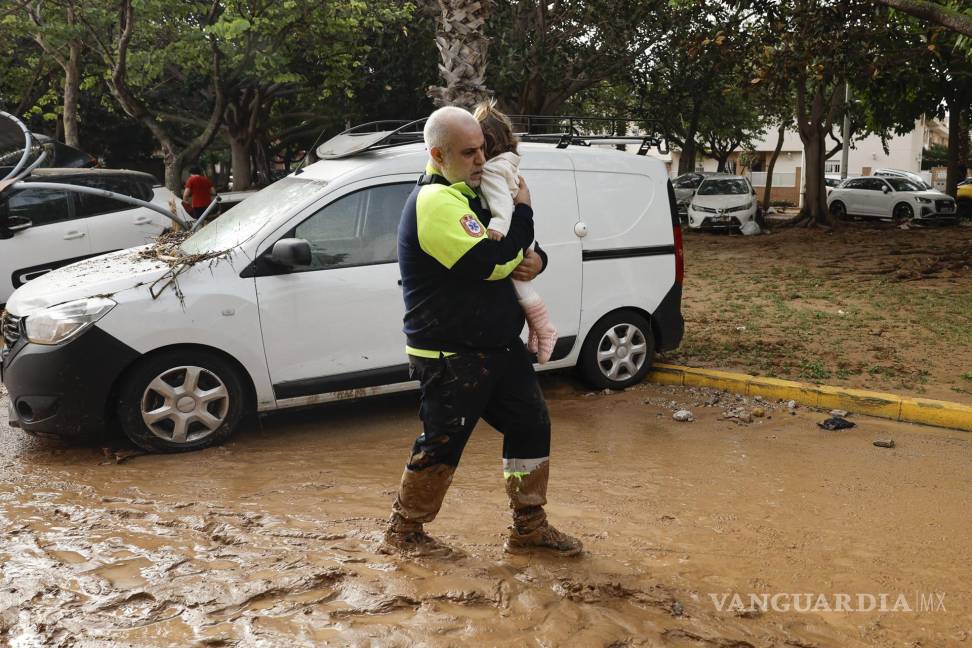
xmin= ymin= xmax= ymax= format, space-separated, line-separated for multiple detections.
xmin=579 ymin=311 xmax=655 ymax=390
xmin=892 ymin=202 xmax=914 ymax=224
xmin=116 ymin=349 xmax=248 ymax=452
xmin=829 ymin=201 xmax=848 ymax=220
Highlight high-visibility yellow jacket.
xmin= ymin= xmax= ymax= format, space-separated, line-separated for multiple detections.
xmin=398 ymin=166 xmax=546 ymax=356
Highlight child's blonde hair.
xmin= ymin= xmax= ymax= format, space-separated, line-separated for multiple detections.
xmin=473 ymin=99 xmax=518 ymax=159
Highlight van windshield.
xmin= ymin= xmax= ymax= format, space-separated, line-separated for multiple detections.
xmin=180 ymin=176 xmax=329 ymax=254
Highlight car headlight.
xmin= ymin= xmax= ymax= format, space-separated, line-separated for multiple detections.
xmin=726 ymin=201 xmax=754 ymax=212
xmin=915 ymin=196 xmax=932 ymax=204
xmin=24 ymin=297 xmax=116 ymax=345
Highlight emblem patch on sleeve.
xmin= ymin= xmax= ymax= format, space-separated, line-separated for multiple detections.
xmin=460 ymin=214 xmax=485 ymax=237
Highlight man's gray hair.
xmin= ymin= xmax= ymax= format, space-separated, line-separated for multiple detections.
xmin=424 ymin=106 xmax=478 ymax=151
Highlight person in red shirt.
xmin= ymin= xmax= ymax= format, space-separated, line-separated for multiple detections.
xmin=183 ymin=165 xmax=215 ymax=219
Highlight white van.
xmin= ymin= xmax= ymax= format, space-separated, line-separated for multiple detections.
xmin=1 ymin=138 xmax=684 ymax=452
xmin=0 ymin=168 xmax=175 ymax=305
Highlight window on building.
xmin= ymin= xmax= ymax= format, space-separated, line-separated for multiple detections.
xmin=825 ymin=160 xmax=841 ymax=174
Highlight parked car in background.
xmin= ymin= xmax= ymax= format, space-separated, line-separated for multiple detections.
xmin=871 ymin=168 xmax=932 ymax=190
xmin=686 ymin=175 xmax=760 ymax=230
xmin=956 ymin=178 xmax=972 ymax=219
xmin=0 ymin=168 xmax=176 ymax=305
xmin=672 ymin=172 xmax=728 ymax=219
xmin=827 ymin=176 xmax=957 ymax=224
xmin=825 ymin=174 xmax=843 ymax=195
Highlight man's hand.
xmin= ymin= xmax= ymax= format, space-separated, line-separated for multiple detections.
xmin=514 ymin=176 xmax=531 ymax=207
xmin=511 ymin=247 xmax=542 ymax=281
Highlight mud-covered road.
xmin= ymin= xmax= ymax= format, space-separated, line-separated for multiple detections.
xmin=2 ymin=377 xmax=970 ymax=647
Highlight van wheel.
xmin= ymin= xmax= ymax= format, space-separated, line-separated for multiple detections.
xmin=116 ymin=349 xmax=247 ymax=452
xmin=579 ymin=311 xmax=655 ymax=390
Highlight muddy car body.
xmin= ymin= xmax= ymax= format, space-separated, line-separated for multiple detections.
xmin=1 ymin=142 xmax=684 ymax=452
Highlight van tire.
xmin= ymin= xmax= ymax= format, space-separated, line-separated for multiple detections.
xmin=116 ymin=349 xmax=247 ymax=453
xmin=579 ymin=310 xmax=655 ymax=390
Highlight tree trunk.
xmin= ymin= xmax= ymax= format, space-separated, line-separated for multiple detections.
xmin=800 ymin=127 xmax=830 ymax=225
xmin=428 ymin=0 xmax=492 ymax=108
xmin=677 ymin=105 xmax=701 ymax=174
xmin=678 ymin=139 xmax=697 ymax=174
xmin=763 ymin=124 xmax=786 ymax=208
xmin=945 ymin=102 xmax=964 ymax=196
xmin=716 ymin=153 xmax=731 ymax=172
xmin=228 ymin=134 xmax=252 ymax=191
xmin=61 ymin=39 xmax=82 ymax=148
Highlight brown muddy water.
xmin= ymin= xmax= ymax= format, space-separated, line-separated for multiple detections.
xmin=1 ymin=377 xmax=971 ymax=647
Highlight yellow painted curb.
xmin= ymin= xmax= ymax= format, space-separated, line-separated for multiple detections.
xmin=646 ymin=363 xmax=972 ymax=433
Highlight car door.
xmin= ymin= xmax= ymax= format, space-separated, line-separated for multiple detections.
xmin=860 ymin=178 xmax=891 ymax=217
xmin=79 ymin=176 xmax=165 ymax=254
xmin=838 ymin=179 xmax=866 ymax=214
xmin=254 ymin=178 xmax=416 ymax=404
xmin=0 ymin=186 xmax=89 ymax=303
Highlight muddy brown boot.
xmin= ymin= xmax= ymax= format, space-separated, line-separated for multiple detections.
xmin=503 ymin=460 xmax=583 ymax=557
xmin=380 ymin=464 xmax=460 ymax=558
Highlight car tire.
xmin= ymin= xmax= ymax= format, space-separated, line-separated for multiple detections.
xmin=892 ymin=202 xmax=914 ymax=224
xmin=116 ymin=349 xmax=248 ymax=453
xmin=829 ymin=201 xmax=848 ymax=220
xmin=579 ymin=310 xmax=655 ymax=390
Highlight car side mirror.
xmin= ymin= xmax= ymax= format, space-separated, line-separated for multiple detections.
xmin=0 ymin=215 xmax=32 ymax=239
xmin=882 ymin=186 xmax=891 ymax=193
xmin=270 ymin=238 xmax=312 ymax=268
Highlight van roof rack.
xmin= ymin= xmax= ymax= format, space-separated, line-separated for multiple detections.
xmin=314 ymin=115 xmax=668 ymax=160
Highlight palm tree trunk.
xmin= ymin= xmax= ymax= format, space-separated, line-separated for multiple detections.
xmin=427 ymin=0 xmax=492 ymax=108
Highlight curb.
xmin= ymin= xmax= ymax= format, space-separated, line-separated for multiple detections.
xmin=646 ymin=363 xmax=972 ymax=433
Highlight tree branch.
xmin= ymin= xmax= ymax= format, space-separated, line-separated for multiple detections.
xmin=874 ymin=0 xmax=972 ymax=37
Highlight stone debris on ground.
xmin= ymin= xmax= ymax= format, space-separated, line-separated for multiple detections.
xmin=672 ymin=410 xmax=694 ymax=422
xmin=818 ymin=417 xmax=856 ymax=431
xmin=830 ymin=409 xmax=850 ymax=418
xmin=873 ymin=439 xmax=896 ymax=448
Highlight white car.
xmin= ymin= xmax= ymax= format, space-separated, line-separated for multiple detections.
xmin=871 ymin=168 xmax=932 ymax=190
xmin=827 ymin=176 xmax=957 ymax=224
xmin=0 ymin=168 xmax=176 ymax=306
xmin=2 ymin=133 xmax=685 ymax=452
xmin=686 ymin=175 xmax=759 ymax=230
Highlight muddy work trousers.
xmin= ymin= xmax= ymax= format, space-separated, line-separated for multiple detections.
xmin=391 ymin=340 xmax=551 ymax=534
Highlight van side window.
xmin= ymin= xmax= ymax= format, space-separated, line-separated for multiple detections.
xmin=74 ymin=177 xmax=141 ymax=217
xmin=294 ymin=183 xmax=412 ymax=270
xmin=8 ymin=188 xmax=72 ymax=226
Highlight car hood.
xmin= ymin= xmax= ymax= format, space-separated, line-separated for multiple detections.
xmin=6 ymin=247 xmax=172 ymax=316
xmin=914 ymin=190 xmax=949 ymax=200
xmin=692 ymin=194 xmax=753 ymax=209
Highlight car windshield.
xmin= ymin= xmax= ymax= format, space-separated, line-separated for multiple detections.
xmin=696 ymin=179 xmax=749 ymax=195
xmin=825 ymin=178 xmax=840 ymax=187
xmin=884 ymin=178 xmax=923 ymax=192
xmin=180 ymin=176 xmax=329 ymax=254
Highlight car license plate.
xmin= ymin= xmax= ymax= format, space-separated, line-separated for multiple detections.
xmin=714 ymin=215 xmax=729 ymax=222
xmin=941 ymin=205 xmax=953 ymax=213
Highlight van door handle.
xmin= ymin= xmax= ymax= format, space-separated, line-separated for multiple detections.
xmin=133 ymin=216 xmax=153 ymax=225
xmin=63 ymin=231 xmax=86 ymax=240
xmin=574 ymin=222 xmax=589 ymax=238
